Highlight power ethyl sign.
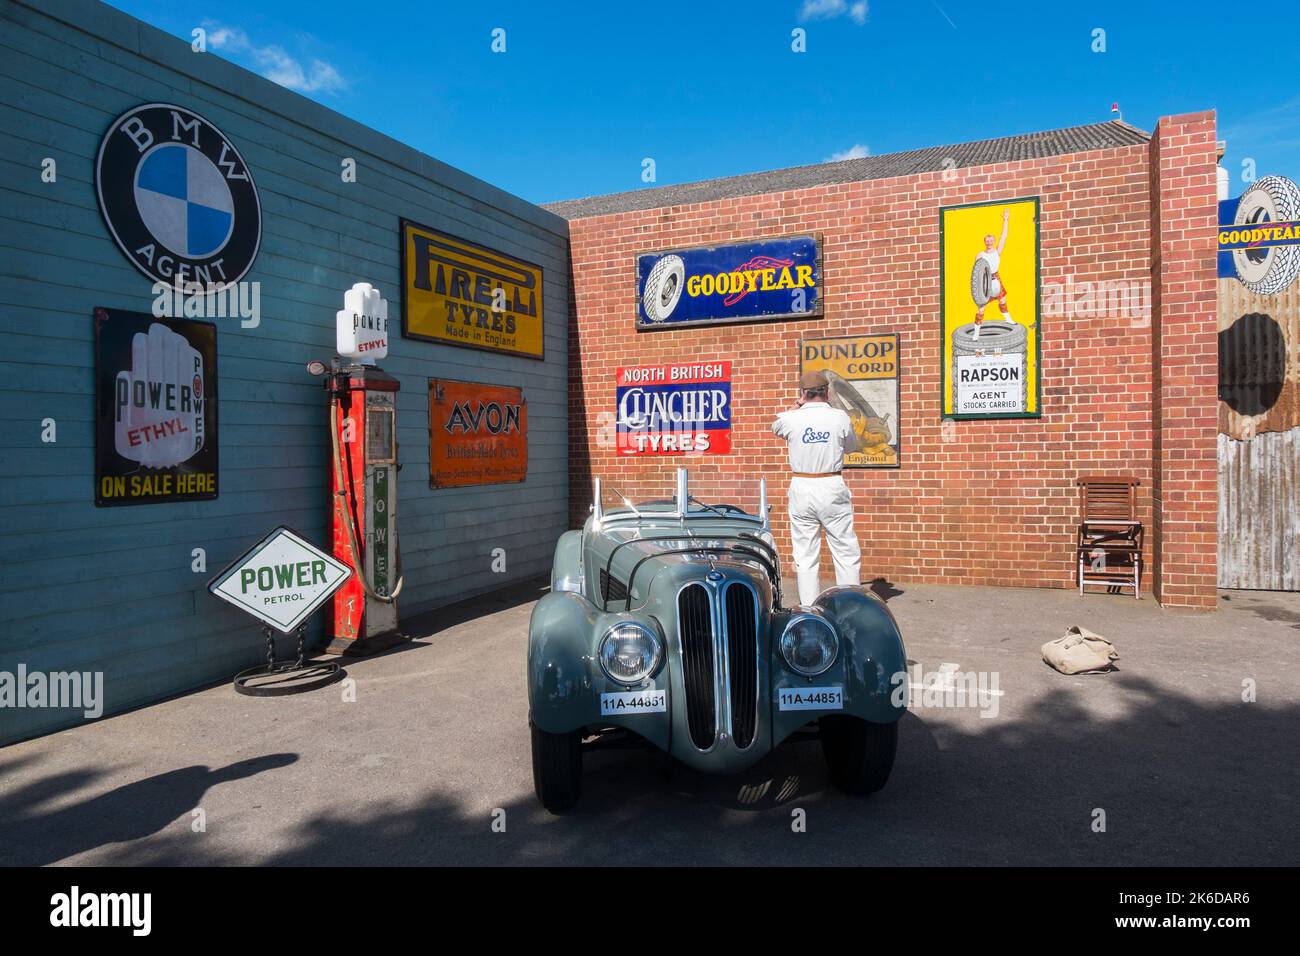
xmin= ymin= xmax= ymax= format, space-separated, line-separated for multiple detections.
xmin=208 ymin=526 xmax=351 ymax=633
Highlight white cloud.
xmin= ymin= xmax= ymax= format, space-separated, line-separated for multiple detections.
xmin=800 ymin=0 xmax=868 ymax=24
xmin=826 ymin=144 xmax=870 ymax=162
xmin=204 ymin=22 xmax=345 ymax=94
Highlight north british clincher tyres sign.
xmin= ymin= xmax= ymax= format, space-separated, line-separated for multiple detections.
xmin=94 ymin=307 xmax=218 ymax=506
xmin=636 ymin=236 xmax=820 ymax=329
xmin=616 ymin=362 xmax=731 ymax=455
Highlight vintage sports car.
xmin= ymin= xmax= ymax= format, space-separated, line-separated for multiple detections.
xmin=527 ymin=469 xmax=907 ymax=812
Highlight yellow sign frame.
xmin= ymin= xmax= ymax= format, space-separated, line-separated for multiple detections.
xmin=401 ymin=219 xmax=545 ymax=360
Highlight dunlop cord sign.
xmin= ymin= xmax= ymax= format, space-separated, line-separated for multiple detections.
xmin=402 ymin=219 xmax=544 ymax=359
xmin=429 ymin=379 xmax=528 ymax=488
xmin=939 ymin=196 xmax=1041 ymax=419
xmin=800 ymin=334 xmax=900 ymax=467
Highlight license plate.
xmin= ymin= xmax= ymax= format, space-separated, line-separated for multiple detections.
xmin=777 ymin=686 xmax=844 ymax=711
xmin=600 ymin=688 xmax=667 ymax=716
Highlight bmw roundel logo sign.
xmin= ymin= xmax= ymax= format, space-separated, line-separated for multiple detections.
xmin=96 ymin=103 xmax=261 ymax=290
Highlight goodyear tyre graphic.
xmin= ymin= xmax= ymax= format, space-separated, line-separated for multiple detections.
xmin=641 ymin=254 xmax=685 ymax=323
xmin=970 ymin=258 xmax=993 ymax=306
xmin=1233 ymin=175 xmax=1300 ymax=295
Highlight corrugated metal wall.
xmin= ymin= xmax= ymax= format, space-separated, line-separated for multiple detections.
xmin=0 ymin=0 xmax=570 ymax=744
xmin=1217 ymin=279 xmax=1300 ymax=589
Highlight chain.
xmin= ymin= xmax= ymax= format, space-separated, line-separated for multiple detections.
xmin=295 ymin=627 xmax=306 ymax=667
xmin=263 ymin=627 xmax=275 ymax=669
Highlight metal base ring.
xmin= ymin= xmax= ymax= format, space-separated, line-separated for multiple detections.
xmin=233 ymin=660 xmax=344 ymax=697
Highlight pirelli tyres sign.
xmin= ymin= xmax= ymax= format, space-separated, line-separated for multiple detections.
xmin=401 ymin=219 xmax=544 ymax=359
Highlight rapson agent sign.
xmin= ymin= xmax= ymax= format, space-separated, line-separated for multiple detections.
xmin=940 ymin=197 xmax=1041 ymax=419
xmin=616 ymin=362 xmax=731 ymax=456
xmin=636 ymin=236 xmax=820 ymax=329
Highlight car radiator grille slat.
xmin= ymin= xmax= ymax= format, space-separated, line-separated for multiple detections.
xmin=725 ymin=584 xmax=759 ymax=749
xmin=677 ymin=583 xmax=716 ymax=750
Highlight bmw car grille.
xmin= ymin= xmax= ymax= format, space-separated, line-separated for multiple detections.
xmin=677 ymin=581 xmax=760 ymax=751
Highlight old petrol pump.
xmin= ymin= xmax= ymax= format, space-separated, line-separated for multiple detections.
xmin=308 ymin=282 xmax=405 ymax=654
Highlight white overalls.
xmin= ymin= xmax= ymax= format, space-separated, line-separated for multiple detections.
xmin=771 ymin=401 xmax=862 ymax=606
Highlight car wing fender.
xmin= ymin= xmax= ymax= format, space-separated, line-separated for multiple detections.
xmin=528 ymin=590 xmax=599 ymax=732
xmin=815 ymin=587 xmax=909 ymax=723
xmin=551 ymin=530 xmax=584 ymax=595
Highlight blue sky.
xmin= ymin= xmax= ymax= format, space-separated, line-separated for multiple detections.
xmin=108 ymin=0 xmax=1300 ymax=204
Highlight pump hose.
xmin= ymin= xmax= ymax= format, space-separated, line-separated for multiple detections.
xmin=330 ymin=394 xmax=403 ymax=603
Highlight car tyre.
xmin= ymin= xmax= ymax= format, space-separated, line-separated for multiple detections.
xmin=819 ymin=715 xmax=897 ymax=794
xmin=530 ymin=720 xmax=582 ymax=813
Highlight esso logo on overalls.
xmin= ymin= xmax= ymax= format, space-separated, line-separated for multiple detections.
xmin=801 ymin=428 xmax=830 ymax=444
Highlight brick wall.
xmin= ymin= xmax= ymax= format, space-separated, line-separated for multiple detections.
xmin=567 ymin=116 xmax=1218 ymax=606
xmin=1149 ymin=112 xmax=1221 ymax=608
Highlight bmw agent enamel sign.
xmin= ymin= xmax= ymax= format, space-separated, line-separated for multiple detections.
xmin=636 ymin=235 xmax=821 ymax=330
xmin=96 ymin=103 xmax=262 ymax=291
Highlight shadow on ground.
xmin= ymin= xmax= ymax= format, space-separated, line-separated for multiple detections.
xmin=3 ymin=676 xmax=1295 ymax=866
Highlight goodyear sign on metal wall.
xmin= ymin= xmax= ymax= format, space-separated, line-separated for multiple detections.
xmin=1217 ymin=176 xmax=1300 ymax=294
xmin=616 ymin=362 xmax=731 ymax=456
xmin=636 ymin=236 xmax=820 ymax=329
xmin=402 ymin=219 xmax=545 ymax=359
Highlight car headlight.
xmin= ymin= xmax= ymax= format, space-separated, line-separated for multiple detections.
xmin=780 ymin=614 xmax=839 ymax=676
xmin=598 ymin=622 xmax=663 ymax=685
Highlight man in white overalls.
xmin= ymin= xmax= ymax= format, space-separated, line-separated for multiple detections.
xmin=771 ymin=370 xmax=862 ymax=606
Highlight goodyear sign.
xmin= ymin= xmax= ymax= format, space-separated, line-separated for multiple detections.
xmin=636 ymin=236 xmax=820 ymax=329
xmin=1217 ymin=176 xmax=1300 ymax=295
xmin=401 ymin=219 xmax=544 ymax=359
xmin=616 ymin=362 xmax=731 ymax=455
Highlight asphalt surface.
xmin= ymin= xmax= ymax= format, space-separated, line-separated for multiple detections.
xmin=2 ymin=578 xmax=1298 ymax=866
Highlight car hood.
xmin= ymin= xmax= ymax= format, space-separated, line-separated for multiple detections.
xmin=584 ymin=520 xmax=779 ymax=612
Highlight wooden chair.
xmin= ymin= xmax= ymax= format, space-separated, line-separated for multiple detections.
xmin=1076 ymin=476 xmax=1142 ymax=599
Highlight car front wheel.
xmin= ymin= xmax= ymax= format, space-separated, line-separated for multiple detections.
xmin=530 ymin=721 xmax=582 ymax=813
xmin=819 ymin=716 xmax=897 ymax=794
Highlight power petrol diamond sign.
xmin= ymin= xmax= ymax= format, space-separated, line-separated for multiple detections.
xmin=616 ymin=362 xmax=731 ymax=456
xmin=636 ymin=236 xmax=821 ymax=330
xmin=208 ymin=526 xmax=352 ymax=633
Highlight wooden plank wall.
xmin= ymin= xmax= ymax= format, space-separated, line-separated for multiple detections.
xmin=0 ymin=0 xmax=571 ymax=743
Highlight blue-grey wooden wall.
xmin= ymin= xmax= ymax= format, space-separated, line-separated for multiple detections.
xmin=0 ymin=0 xmax=571 ymax=744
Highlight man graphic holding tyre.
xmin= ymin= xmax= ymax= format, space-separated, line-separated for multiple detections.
xmin=972 ymin=208 xmax=1014 ymax=339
